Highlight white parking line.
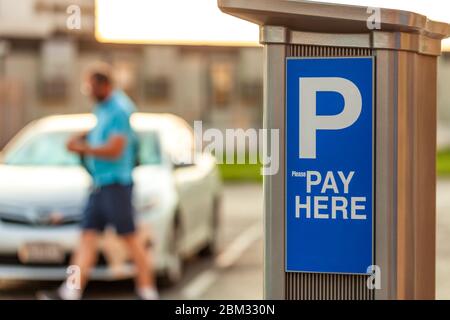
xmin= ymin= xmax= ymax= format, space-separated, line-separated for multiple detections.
xmin=214 ymin=223 xmax=261 ymax=269
xmin=181 ymin=270 xmax=218 ymax=299
xmin=181 ymin=222 xmax=262 ymax=299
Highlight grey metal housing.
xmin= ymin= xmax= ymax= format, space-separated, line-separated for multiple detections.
xmin=219 ymin=0 xmax=450 ymax=300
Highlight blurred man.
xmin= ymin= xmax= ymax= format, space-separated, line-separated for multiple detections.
xmin=37 ymin=63 xmax=158 ymax=300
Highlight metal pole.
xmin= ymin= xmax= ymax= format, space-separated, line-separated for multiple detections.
xmin=263 ymin=37 xmax=287 ymax=299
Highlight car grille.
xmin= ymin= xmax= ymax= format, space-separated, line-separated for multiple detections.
xmin=0 ymin=252 xmax=108 ymax=267
xmin=0 ymin=212 xmax=82 ymax=227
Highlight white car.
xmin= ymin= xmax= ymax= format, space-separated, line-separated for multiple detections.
xmin=0 ymin=113 xmax=222 ymax=284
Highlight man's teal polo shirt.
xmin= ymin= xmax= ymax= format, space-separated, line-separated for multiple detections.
xmin=86 ymin=90 xmax=137 ymax=187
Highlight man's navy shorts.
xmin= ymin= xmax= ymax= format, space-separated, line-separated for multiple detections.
xmin=81 ymin=183 xmax=136 ymax=235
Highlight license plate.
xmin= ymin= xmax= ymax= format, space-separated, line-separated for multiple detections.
xmin=18 ymin=243 xmax=65 ymax=264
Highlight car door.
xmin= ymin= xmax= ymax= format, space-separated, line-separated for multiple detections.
xmin=164 ymin=120 xmax=212 ymax=254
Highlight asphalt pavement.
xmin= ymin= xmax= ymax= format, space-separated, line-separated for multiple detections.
xmin=2 ymin=180 xmax=450 ymax=300
xmin=437 ymin=179 xmax=450 ymax=299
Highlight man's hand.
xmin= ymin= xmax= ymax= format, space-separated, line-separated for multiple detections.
xmin=67 ymin=136 xmax=89 ymax=155
xmin=67 ymin=133 xmax=126 ymax=160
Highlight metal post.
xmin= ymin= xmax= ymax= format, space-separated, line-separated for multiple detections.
xmin=219 ymin=0 xmax=449 ymax=300
xmin=263 ymin=37 xmax=287 ymax=299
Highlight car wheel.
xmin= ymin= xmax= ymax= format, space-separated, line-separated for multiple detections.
xmin=160 ymin=216 xmax=183 ymax=287
xmin=198 ymin=196 xmax=221 ymax=257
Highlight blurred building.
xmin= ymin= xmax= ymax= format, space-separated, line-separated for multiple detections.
xmin=0 ymin=0 xmax=263 ymax=147
xmin=2 ymin=0 xmax=450 ymax=151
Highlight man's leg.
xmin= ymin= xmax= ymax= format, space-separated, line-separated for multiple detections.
xmin=106 ymin=184 xmax=158 ymax=299
xmin=57 ymin=230 xmax=99 ymax=300
xmin=36 ymin=230 xmax=99 ymax=300
xmin=122 ymin=232 xmax=155 ymax=289
xmin=68 ymin=230 xmax=100 ymax=291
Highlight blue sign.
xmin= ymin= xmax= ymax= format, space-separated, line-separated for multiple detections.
xmin=286 ymin=57 xmax=374 ymax=274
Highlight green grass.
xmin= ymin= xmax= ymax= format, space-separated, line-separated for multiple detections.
xmin=219 ymin=150 xmax=450 ymax=181
xmin=438 ymin=149 xmax=450 ymax=176
xmin=218 ymin=163 xmax=263 ymax=183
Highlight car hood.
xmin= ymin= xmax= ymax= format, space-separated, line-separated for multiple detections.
xmin=0 ymin=165 xmax=91 ymax=208
xmin=0 ymin=165 xmax=173 ymax=209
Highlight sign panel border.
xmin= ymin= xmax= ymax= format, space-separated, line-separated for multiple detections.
xmin=284 ymin=56 xmax=375 ymax=275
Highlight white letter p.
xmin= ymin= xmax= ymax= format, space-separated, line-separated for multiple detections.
xmin=299 ymin=77 xmax=362 ymax=159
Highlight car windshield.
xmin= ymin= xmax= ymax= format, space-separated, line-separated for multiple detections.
xmin=2 ymin=130 xmax=162 ymax=166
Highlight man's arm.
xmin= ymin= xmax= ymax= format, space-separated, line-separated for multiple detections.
xmin=67 ymin=134 xmax=126 ymax=160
